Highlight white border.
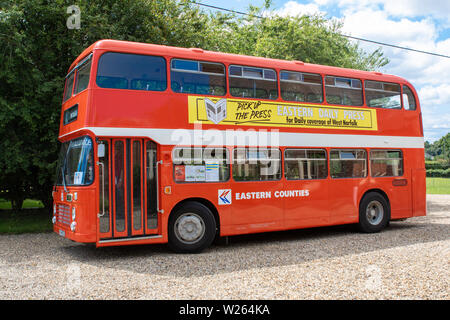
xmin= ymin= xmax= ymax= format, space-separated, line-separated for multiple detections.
xmin=60 ymin=127 xmax=424 ymax=149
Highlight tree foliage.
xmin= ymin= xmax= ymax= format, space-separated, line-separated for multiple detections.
xmin=0 ymin=0 xmax=390 ymax=210
xmin=204 ymin=3 xmax=389 ymax=70
xmin=425 ymin=133 xmax=450 ymax=163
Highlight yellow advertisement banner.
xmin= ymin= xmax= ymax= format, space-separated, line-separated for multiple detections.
xmin=188 ymin=96 xmax=378 ymax=131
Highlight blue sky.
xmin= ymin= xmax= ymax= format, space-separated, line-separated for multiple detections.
xmin=198 ymin=0 xmax=450 ymax=142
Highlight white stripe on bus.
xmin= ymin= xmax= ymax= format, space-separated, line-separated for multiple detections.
xmin=59 ymin=127 xmax=425 ymax=149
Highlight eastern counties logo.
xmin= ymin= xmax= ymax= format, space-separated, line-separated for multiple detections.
xmin=218 ymin=189 xmax=232 ymax=205
xmin=205 ymin=98 xmax=227 ymax=124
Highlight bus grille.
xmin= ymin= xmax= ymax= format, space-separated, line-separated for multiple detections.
xmin=56 ymin=204 xmax=71 ymax=226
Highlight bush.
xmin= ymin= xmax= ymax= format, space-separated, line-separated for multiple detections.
xmin=426 ymin=168 xmax=450 ymax=178
xmin=425 ymin=161 xmax=450 ymax=170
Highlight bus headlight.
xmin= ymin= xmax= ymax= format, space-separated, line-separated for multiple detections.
xmin=72 ymin=207 xmax=76 ymax=220
xmin=70 ymin=222 xmax=77 ymax=232
xmin=53 ymin=204 xmax=56 ymax=214
xmin=52 ymin=216 xmax=56 ymax=224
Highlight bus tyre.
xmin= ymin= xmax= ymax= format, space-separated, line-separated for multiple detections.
xmin=168 ymin=202 xmax=216 ymax=253
xmin=358 ymin=192 xmax=390 ymax=233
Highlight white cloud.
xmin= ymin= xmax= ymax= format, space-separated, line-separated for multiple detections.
xmin=274 ymin=0 xmax=450 ymax=141
xmin=341 ymin=9 xmax=437 ymax=44
xmin=315 ymin=0 xmax=450 ymax=22
xmin=419 ymin=84 xmax=450 ymax=107
xmin=273 ymin=1 xmax=324 ymax=17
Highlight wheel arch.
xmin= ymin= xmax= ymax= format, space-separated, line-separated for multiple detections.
xmin=169 ymin=197 xmax=220 ymax=235
xmin=358 ymin=188 xmax=391 ymax=220
xmin=359 ymin=188 xmax=390 ymax=207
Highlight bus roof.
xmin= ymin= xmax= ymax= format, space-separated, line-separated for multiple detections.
xmin=68 ymin=39 xmax=409 ymax=85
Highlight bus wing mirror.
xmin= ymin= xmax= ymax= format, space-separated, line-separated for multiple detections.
xmin=98 ymin=144 xmax=105 ymax=158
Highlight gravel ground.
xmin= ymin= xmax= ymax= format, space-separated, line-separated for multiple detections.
xmin=0 ymin=195 xmax=448 ymax=300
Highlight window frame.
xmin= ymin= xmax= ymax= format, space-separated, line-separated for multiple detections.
xmin=228 ymin=64 xmax=279 ymax=100
xmin=402 ymin=85 xmax=417 ymax=111
xmin=73 ymin=54 xmax=93 ymax=95
xmin=369 ymin=149 xmax=404 ymax=178
xmin=95 ymin=51 xmax=168 ymax=92
xmin=284 ymin=148 xmax=328 ymax=180
xmin=55 ymin=135 xmax=95 ymax=187
xmin=280 ymin=70 xmax=324 ymax=103
xmin=171 ymin=147 xmax=230 ymax=183
xmin=170 ymin=58 xmax=227 ymax=96
xmin=63 ymin=69 xmax=76 ymax=102
xmin=228 ymin=65 xmax=278 ymax=82
xmin=232 ymin=147 xmax=282 ymax=182
xmin=63 ymin=53 xmax=94 ymax=102
xmin=325 ymin=75 xmax=364 ymax=106
xmin=364 ymin=80 xmax=402 ymax=110
xmin=329 ymin=149 xmax=368 ymax=179
xmin=170 ymin=58 xmax=226 ymax=76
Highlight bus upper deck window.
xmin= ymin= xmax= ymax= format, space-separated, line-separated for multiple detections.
xmin=325 ymin=76 xmax=363 ymax=106
xmin=170 ymin=59 xmax=226 ymax=96
xmin=402 ymin=85 xmax=417 ymax=110
xmin=280 ymin=71 xmax=323 ymax=103
xmin=63 ymin=71 xmax=75 ymax=102
xmin=365 ymin=80 xmax=401 ymax=109
xmin=96 ymin=52 xmax=167 ymax=91
xmin=229 ymin=65 xmax=278 ymax=100
xmin=74 ymin=55 xmax=92 ymax=95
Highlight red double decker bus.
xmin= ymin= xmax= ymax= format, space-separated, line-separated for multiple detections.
xmin=53 ymin=39 xmax=426 ymax=252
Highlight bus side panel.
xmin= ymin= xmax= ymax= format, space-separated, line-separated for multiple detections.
xmin=328 ymin=178 xmax=363 ymax=225
xmin=388 ymin=167 xmax=412 ymax=219
xmin=412 ymin=167 xmax=427 ymax=217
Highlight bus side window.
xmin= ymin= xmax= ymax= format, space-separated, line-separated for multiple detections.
xmin=74 ymin=56 xmax=92 ymax=94
xmin=325 ymin=76 xmax=363 ymax=106
xmin=370 ymin=150 xmax=403 ymax=177
xmin=170 ymin=59 xmax=226 ymax=96
xmin=330 ymin=149 xmax=367 ymax=178
xmin=285 ymin=149 xmax=327 ymax=180
xmin=365 ymin=80 xmax=401 ymax=109
xmin=63 ymin=70 xmax=75 ymax=102
xmin=96 ymin=52 xmax=167 ymax=92
xmin=229 ymin=65 xmax=278 ymax=100
xmin=280 ymin=71 xmax=323 ymax=103
xmin=172 ymin=147 xmax=229 ymax=183
xmin=232 ymin=148 xmax=281 ymax=181
xmin=402 ymin=85 xmax=417 ymax=110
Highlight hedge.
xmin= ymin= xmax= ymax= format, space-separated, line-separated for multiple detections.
xmin=425 ymin=161 xmax=450 ymax=170
xmin=426 ymin=168 xmax=450 ymax=178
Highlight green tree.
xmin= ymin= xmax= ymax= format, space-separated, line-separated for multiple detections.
xmin=425 ymin=133 xmax=450 ymax=163
xmin=205 ymin=2 xmax=388 ymax=70
xmin=0 ymin=0 xmax=212 ymax=210
xmin=0 ymin=0 xmax=389 ymax=211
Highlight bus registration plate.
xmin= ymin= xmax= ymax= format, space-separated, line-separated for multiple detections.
xmin=59 ymin=229 xmax=65 ymax=237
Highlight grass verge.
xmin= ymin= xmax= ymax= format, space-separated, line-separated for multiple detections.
xmin=426 ymin=177 xmax=450 ymax=195
xmin=0 ymin=209 xmax=52 ymax=234
xmin=0 ymin=198 xmax=44 ymax=210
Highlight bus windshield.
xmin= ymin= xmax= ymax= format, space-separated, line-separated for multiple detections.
xmin=56 ymin=136 xmax=94 ymax=186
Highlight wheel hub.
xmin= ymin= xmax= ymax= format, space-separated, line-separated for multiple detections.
xmin=175 ymin=213 xmax=205 ymax=244
xmin=366 ymin=200 xmax=384 ymax=225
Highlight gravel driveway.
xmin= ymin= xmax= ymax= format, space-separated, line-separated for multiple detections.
xmin=0 ymin=195 xmax=448 ymax=300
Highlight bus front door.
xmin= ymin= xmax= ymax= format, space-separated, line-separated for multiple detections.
xmin=97 ymin=139 xmax=159 ymax=241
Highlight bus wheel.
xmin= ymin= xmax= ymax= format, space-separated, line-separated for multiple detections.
xmin=168 ymin=202 xmax=216 ymax=253
xmin=358 ymin=192 xmax=390 ymax=233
